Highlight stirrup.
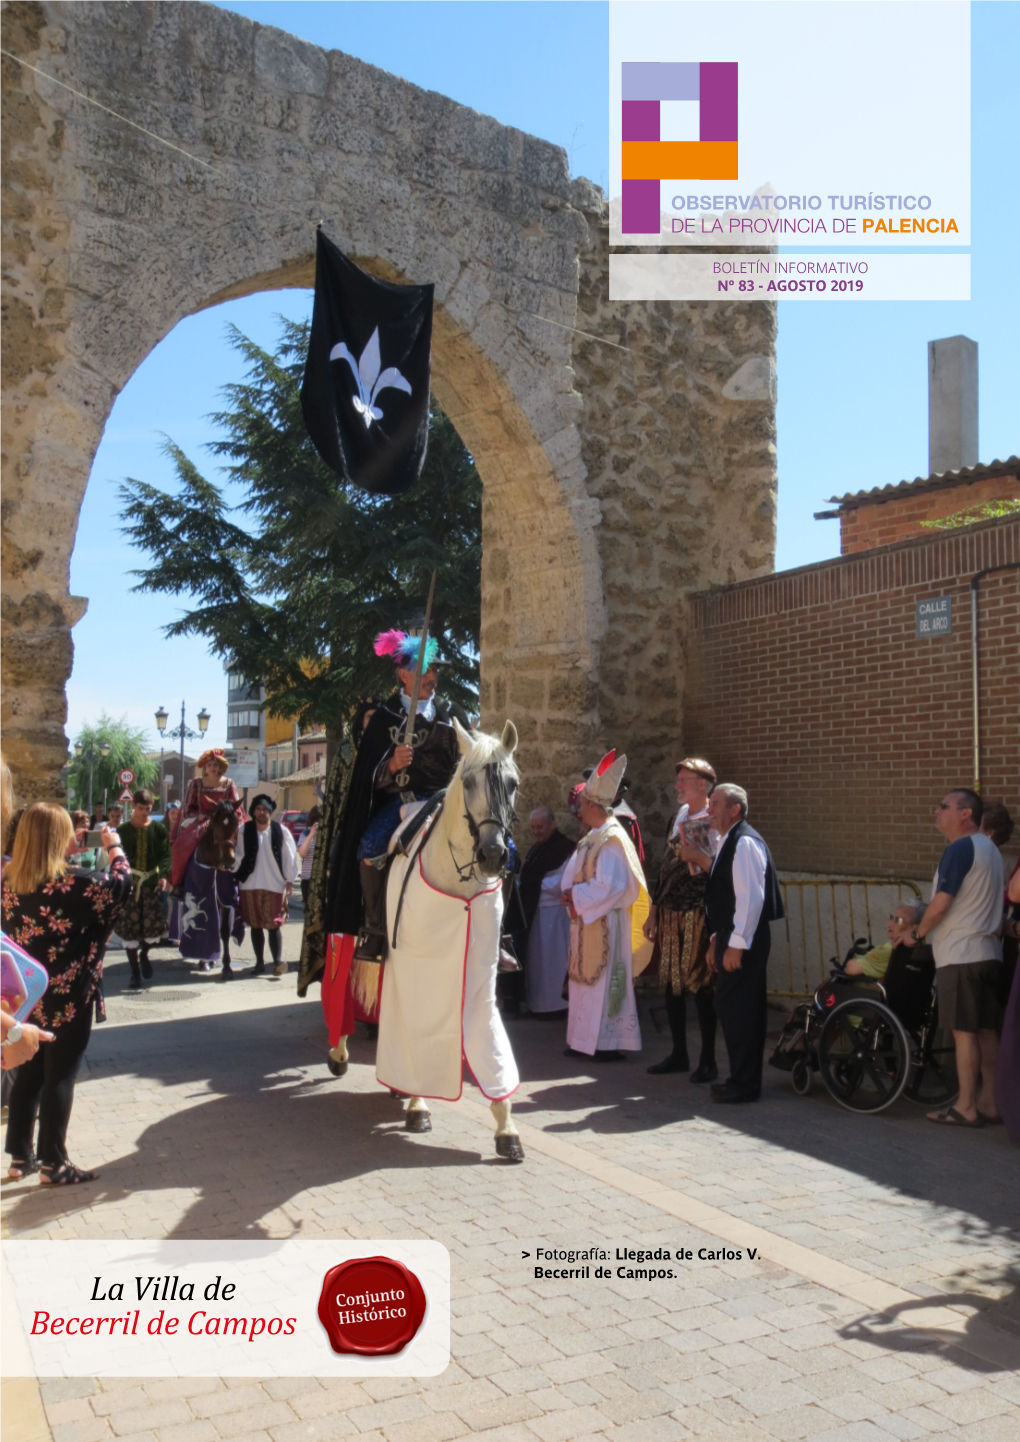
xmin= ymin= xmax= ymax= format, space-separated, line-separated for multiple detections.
xmin=354 ymin=928 xmax=387 ymax=963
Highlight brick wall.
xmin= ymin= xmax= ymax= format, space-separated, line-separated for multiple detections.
xmin=684 ymin=518 xmax=1019 ymax=878
xmin=839 ymin=471 xmax=1018 ymax=555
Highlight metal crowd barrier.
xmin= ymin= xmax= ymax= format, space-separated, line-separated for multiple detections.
xmin=770 ymin=876 xmax=925 ymax=1001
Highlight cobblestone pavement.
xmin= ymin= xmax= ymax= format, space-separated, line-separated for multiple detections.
xmin=4 ymin=915 xmax=1019 ymax=1442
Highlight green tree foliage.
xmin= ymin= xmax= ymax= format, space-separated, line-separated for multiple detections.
xmin=68 ymin=715 xmax=158 ymax=811
xmin=118 ymin=320 xmax=481 ymax=728
xmin=920 ymin=498 xmax=1020 ymax=531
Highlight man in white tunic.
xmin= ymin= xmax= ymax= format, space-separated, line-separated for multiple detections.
xmin=562 ymin=751 xmax=647 ymax=1058
xmin=233 ymin=794 xmax=300 ymax=977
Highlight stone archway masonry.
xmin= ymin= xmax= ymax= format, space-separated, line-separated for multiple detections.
xmin=1 ymin=0 xmax=777 ymax=840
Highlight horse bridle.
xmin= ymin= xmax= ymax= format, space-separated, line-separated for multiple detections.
xmin=449 ymin=760 xmax=518 ymax=884
xmin=390 ymin=763 xmax=517 ymax=946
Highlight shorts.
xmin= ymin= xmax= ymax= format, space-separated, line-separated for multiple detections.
xmin=936 ymin=959 xmax=1002 ymax=1033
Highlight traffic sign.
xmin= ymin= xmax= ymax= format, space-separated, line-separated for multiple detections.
xmin=119 ymin=788 xmax=133 ymax=803
xmin=119 ymin=768 xmax=135 ymax=785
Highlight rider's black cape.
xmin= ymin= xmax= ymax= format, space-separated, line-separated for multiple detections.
xmin=323 ymin=692 xmax=461 ymax=937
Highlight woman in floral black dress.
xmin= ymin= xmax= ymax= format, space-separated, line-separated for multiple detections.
xmin=2 ymin=803 xmax=131 ymax=1184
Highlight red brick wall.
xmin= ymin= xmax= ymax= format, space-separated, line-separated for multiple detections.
xmin=684 ymin=519 xmax=1019 ymax=877
xmin=839 ymin=472 xmax=1018 ymax=555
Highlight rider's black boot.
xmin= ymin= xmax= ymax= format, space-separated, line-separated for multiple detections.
xmin=355 ymin=861 xmax=388 ymax=962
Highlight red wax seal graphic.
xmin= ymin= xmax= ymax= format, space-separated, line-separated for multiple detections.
xmin=318 ymin=1256 xmax=427 ymax=1356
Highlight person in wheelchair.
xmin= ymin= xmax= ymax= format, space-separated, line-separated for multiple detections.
xmin=770 ymin=903 xmax=946 ymax=1113
xmin=843 ymin=902 xmax=924 ymax=979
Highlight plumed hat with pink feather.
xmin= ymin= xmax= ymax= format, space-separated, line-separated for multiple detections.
xmin=373 ymin=629 xmax=440 ymax=670
xmin=581 ymin=749 xmax=628 ymax=811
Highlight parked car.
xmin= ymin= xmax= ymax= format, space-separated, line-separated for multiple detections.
xmin=280 ymin=810 xmax=308 ymax=842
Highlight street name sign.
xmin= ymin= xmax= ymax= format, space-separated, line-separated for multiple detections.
xmin=916 ymin=596 xmax=951 ymax=637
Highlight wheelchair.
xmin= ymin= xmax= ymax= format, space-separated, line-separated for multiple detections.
xmin=769 ymin=939 xmax=958 ymax=1113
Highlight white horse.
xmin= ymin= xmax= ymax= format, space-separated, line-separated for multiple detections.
xmin=331 ymin=718 xmax=525 ymax=1163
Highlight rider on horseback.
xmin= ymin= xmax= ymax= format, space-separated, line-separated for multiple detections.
xmin=324 ymin=628 xmax=462 ymax=962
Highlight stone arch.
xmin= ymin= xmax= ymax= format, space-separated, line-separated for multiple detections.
xmin=2 ymin=1 xmax=777 ymax=839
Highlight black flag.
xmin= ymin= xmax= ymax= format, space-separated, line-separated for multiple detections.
xmin=301 ymin=231 xmax=434 ymax=496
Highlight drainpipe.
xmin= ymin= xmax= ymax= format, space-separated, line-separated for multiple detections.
xmin=970 ymin=562 xmax=1020 ymax=792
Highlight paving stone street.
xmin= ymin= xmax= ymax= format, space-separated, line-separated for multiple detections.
xmin=4 ymin=914 xmax=1019 ymax=1442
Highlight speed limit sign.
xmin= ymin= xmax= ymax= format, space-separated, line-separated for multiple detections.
xmin=119 ymin=768 xmax=135 ymax=786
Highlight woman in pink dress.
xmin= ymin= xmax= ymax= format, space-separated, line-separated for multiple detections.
xmin=169 ymin=750 xmax=246 ymax=890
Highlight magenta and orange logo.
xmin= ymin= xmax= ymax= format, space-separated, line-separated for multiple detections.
xmin=622 ymin=62 xmax=738 ymax=233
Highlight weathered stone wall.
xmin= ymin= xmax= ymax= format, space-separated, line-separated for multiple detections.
xmin=1 ymin=0 xmax=777 ymax=832
xmin=572 ymin=229 xmax=777 ymax=842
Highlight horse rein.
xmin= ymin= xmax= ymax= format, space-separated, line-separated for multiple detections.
xmin=451 ymin=761 xmax=517 ymax=884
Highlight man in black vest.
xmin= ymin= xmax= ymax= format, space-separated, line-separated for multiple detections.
xmin=703 ymin=783 xmax=784 ymax=1103
xmin=233 ymin=794 xmax=300 ymax=977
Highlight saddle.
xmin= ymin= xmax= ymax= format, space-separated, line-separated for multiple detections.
xmin=355 ymin=792 xmax=446 ymax=963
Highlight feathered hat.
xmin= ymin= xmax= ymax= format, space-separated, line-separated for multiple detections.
xmin=581 ymin=749 xmax=628 ymax=811
xmin=374 ymin=629 xmax=440 ymax=671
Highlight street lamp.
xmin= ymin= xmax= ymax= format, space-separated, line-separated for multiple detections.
xmin=75 ymin=738 xmax=111 ymax=816
xmin=156 ymin=702 xmax=211 ymax=805
xmin=155 ymin=706 xmax=169 ymax=805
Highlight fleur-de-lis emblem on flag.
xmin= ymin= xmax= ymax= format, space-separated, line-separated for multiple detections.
xmin=329 ymin=328 xmax=412 ymax=428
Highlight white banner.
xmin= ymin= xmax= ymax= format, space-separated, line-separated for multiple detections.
xmin=227 ymin=749 xmax=260 ymax=786
xmin=609 ymin=253 xmax=970 ymax=302
xmin=2 ymin=1240 xmax=450 ymax=1378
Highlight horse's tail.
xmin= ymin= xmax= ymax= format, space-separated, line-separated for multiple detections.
xmin=351 ymin=958 xmax=381 ymax=1013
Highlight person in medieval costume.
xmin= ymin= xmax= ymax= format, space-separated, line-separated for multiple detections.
xmin=298 ymin=699 xmax=385 ymax=1057
xmin=561 ymin=751 xmax=648 ymax=1059
xmin=519 ymin=807 xmax=575 ymax=1014
xmin=179 ymin=854 xmax=244 ymax=978
xmin=581 ymin=768 xmax=646 ymax=876
xmin=298 ymin=698 xmax=378 ymax=997
xmin=325 ymin=630 xmax=460 ymax=964
xmin=170 ymin=750 xmax=246 ymax=891
xmin=644 ymin=758 xmax=719 ymax=1081
xmin=233 ymin=795 xmax=300 ymax=976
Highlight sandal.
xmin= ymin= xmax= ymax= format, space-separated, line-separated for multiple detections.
xmin=39 ymin=1161 xmax=98 ymax=1186
xmin=7 ymin=1156 xmax=40 ymax=1181
xmin=927 ymin=1106 xmax=984 ymax=1128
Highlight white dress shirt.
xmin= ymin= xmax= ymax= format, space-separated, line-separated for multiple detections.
xmin=233 ymin=822 xmax=299 ymax=890
xmin=711 ymin=827 xmax=768 ymax=950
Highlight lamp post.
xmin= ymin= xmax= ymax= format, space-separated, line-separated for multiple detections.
xmin=74 ymin=738 xmax=111 ymax=817
xmin=156 ymin=703 xmax=211 ymax=805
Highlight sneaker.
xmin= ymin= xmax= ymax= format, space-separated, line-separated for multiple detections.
xmin=273 ymin=961 xmax=287 ymax=977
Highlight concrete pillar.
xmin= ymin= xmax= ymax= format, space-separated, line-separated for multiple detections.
xmin=928 ymin=335 xmax=978 ymax=475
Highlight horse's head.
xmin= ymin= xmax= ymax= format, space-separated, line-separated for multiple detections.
xmin=453 ymin=718 xmax=519 ymax=878
xmin=197 ymin=801 xmax=241 ymax=870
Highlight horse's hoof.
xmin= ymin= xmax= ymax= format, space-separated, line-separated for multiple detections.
xmin=405 ymin=1112 xmax=432 ymax=1133
xmin=495 ymin=1134 xmax=525 ymax=1163
xmin=327 ymin=1057 xmax=348 ymax=1077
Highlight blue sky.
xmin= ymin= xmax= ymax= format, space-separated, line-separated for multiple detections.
xmin=67 ymin=1 xmax=1018 ymax=752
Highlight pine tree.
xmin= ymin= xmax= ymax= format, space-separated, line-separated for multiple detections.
xmin=118 ymin=320 xmax=481 ymax=732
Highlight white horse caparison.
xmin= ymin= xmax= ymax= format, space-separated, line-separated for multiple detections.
xmin=330 ymin=718 xmax=525 ymax=1163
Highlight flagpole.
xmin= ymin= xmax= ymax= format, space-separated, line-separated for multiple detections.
xmin=395 ymin=570 xmax=437 ymax=788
